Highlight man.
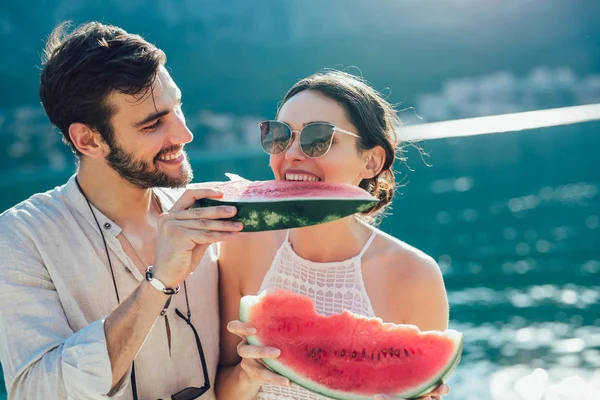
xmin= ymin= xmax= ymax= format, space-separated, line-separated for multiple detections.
xmin=0 ymin=21 xmax=242 ymax=399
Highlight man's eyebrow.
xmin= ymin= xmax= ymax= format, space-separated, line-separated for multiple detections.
xmin=132 ymin=109 xmax=169 ymax=128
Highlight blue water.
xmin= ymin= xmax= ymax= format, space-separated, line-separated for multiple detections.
xmin=1 ymin=122 xmax=599 ymax=399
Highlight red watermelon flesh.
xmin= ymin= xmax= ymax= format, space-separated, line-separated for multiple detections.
xmin=240 ymin=289 xmax=463 ymax=399
xmin=209 ymin=179 xmax=377 ymax=202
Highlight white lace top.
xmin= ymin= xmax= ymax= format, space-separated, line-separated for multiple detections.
xmin=256 ymin=229 xmax=378 ymax=400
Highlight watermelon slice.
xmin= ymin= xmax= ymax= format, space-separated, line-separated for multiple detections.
xmin=193 ymin=179 xmax=378 ymax=232
xmin=240 ymin=289 xmax=463 ymax=399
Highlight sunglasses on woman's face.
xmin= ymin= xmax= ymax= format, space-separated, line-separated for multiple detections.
xmin=259 ymin=120 xmax=360 ymax=159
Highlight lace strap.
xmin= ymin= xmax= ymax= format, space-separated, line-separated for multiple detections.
xmin=357 ymin=230 xmax=377 ymax=258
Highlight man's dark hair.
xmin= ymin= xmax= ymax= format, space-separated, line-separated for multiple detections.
xmin=39 ymin=21 xmax=166 ymax=156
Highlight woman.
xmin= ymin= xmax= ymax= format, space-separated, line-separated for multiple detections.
xmin=215 ymin=71 xmax=450 ymax=400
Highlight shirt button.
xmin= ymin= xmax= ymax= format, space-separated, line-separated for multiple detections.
xmin=103 ymin=222 xmax=111 ymax=229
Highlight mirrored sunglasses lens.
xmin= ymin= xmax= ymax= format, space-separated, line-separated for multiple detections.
xmin=260 ymin=122 xmax=290 ymax=155
xmin=300 ymin=124 xmax=335 ymax=158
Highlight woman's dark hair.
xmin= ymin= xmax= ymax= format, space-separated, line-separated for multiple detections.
xmin=39 ymin=21 xmax=166 ymax=156
xmin=277 ymin=70 xmax=405 ymax=224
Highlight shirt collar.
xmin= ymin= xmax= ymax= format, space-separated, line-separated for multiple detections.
xmin=62 ymin=174 xmax=181 ymax=239
xmin=62 ymin=174 xmax=123 ymax=238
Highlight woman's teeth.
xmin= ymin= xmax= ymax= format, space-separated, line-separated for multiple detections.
xmin=285 ymin=174 xmax=320 ymax=181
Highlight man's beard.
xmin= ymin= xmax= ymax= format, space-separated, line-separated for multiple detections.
xmin=105 ymin=140 xmax=193 ymax=189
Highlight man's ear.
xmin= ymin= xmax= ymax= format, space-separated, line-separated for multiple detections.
xmin=361 ymin=145 xmax=386 ymax=180
xmin=68 ymin=123 xmax=108 ymax=158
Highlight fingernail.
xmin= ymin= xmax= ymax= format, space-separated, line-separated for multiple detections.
xmin=281 ymin=378 xmax=290 ymax=387
xmin=246 ymin=327 xmax=256 ymax=335
xmin=268 ymin=348 xmax=280 ymax=357
xmin=234 ymin=222 xmax=243 ymax=228
xmin=441 ymin=383 xmax=450 ymax=393
xmin=226 ymin=206 xmax=236 ymax=213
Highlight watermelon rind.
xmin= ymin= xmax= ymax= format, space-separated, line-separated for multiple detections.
xmin=193 ymin=186 xmax=377 ymax=232
xmin=239 ymin=293 xmax=464 ymax=400
xmin=398 ymin=330 xmax=463 ymax=399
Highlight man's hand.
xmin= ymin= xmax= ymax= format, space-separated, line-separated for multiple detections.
xmin=153 ymin=188 xmax=243 ymax=288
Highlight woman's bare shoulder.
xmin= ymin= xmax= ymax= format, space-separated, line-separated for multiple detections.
xmin=365 ymin=230 xmax=448 ymax=330
xmin=367 ymin=230 xmax=439 ymax=279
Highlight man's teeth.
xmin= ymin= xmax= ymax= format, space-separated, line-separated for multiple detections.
xmin=285 ymin=173 xmax=320 ymax=181
xmin=159 ymin=150 xmax=182 ymax=161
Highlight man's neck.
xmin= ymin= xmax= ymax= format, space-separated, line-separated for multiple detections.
xmin=76 ymin=161 xmax=159 ymax=229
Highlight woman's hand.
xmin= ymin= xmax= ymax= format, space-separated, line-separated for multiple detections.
xmin=374 ymin=383 xmax=450 ymax=400
xmin=227 ymin=320 xmax=291 ymax=388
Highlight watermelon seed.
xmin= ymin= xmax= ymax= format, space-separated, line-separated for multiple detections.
xmin=361 ymin=349 xmax=366 ymax=358
xmin=382 ymin=349 xmax=387 ymax=355
xmin=389 ymin=347 xmax=393 ymax=355
xmin=377 ymin=353 xmax=381 ymax=361
xmin=395 ymin=350 xmax=400 ymax=357
xmin=340 ymin=350 xmax=345 ymax=357
xmin=404 ymin=349 xmax=409 ymax=357
xmin=351 ymin=351 xmax=356 ymax=358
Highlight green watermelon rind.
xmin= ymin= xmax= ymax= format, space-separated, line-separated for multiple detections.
xmin=193 ymin=197 xmax=377 ymax=232
xmin=240 ymin=294 xmax=464 ymax=400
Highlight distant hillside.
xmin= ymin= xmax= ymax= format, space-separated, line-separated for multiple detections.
xmin=1 ymin=0 xmax=599 ymax=117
